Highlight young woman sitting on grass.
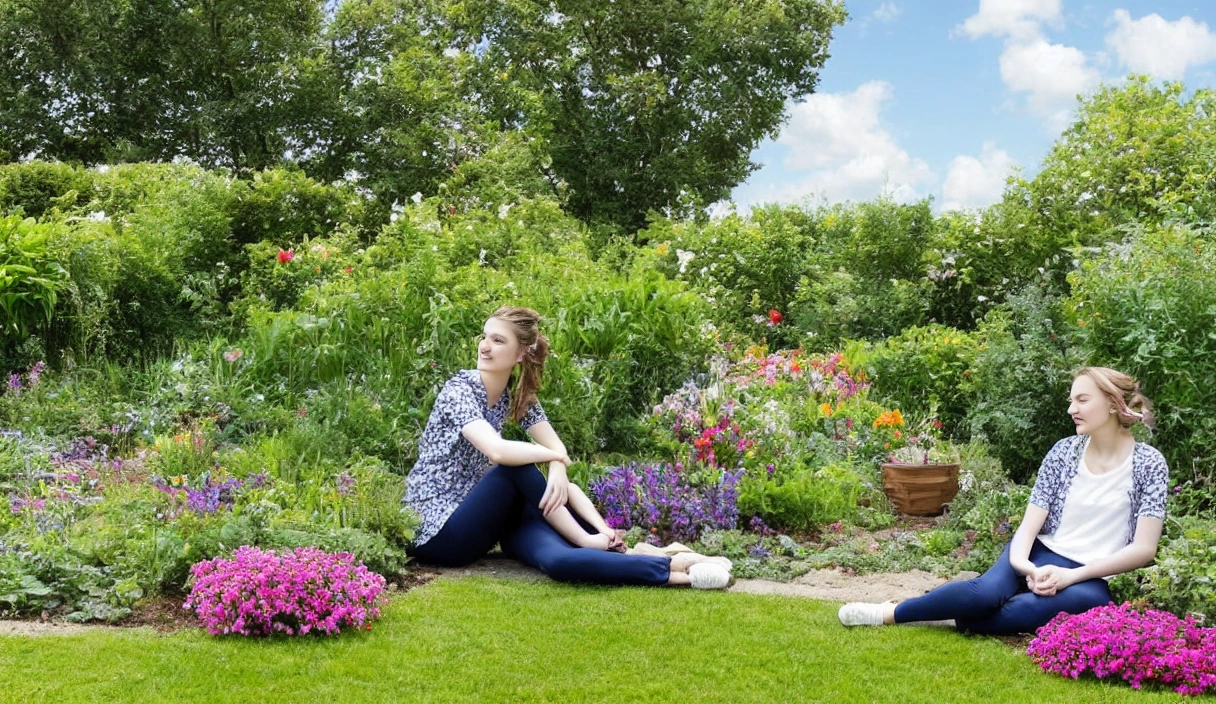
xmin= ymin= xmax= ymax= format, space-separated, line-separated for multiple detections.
xmin=403 ymin=305 xmax=732 ymax=589
xmin=839 ymin=366 xmax=1168 ymax=634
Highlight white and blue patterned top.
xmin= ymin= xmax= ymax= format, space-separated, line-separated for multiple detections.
xmin=404 ymin=370 xmax=548 ymax=546
xmin=1029 ymin=434 xmax=1169 ymax=546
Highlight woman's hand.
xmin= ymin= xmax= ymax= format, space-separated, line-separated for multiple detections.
xmin=539 ymin=461 xmax=569 ymax=516
xmin=1027 ymin=565 xmax=1080 ymax=596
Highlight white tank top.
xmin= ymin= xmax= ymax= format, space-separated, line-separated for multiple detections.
xmin=1038 ymin=450 xmax=1134 ymax=572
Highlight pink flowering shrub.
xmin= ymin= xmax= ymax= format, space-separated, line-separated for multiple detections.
xmin=1028 ymin=603 xmax=1216 ymax=696
xmin=183 ymin=546 xmax=386 ymax=636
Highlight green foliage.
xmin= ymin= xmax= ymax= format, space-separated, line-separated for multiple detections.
xmin=951 ymin=484 xmax=1030 ymax=573
xmin=964 ymin=284 xmax=1079 ymax=483
xmin=0 ymin=0 xmax=323 ymax=170
xmin=0 ymin=162 xmax=94 ymax=218
xmin=1068 ymin=224 xmax=1216 ymax=481
xmin=642 ymin=208 xmax=813 ymax=343
xmin=1110 ymin=518 xmax=1216 ymax=621
xmin=0 ymin=215 xmax=67 ymax=359
xmin=861 ymin=324 xmax=979 ymax=436
xmin=455 ymin=0 xmax=848 ymax=232
xmin=739 ymin=464 xmax=864 ymax=533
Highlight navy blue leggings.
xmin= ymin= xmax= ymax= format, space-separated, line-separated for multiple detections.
xmin=894 ymin=540 xmax=1112 ymax=634
xmin=410 ymin=464 xmax=671 ymax=587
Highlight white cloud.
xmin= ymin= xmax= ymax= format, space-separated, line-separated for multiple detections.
xmin=940 ymin=141 xmax=1018 ymax=212
xmin=958 ymin=1 xmax=1098 ymax=131
xmin=749 ymin=81 xmax=932 ymax=205
xmin=871 ymin=3 xmax=902 ymax=24
xmin=999 ymin=38 xmax=1101 ymax=128
xmin=1106 ymin=10 xmax=1216 ymax=80
xmin=958 ymin=0 xmax=1062 ymax=41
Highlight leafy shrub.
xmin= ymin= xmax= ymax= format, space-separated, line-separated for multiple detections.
xmin=0 ymin=215 xmax=67 ymax=364
xmin=642 ymin=207 xmax=811 ymax=343
xmin=1069 ymin=224 xmax=1216 ymax=482
xmin=1028 ymin=603 xmax=1216 ymax=696
xmin=951 ymin=483 xmax=1030 ymax=573
xmin=0 ymin=161 xmax=94 ymax=218
xmin=1110 ymin=518 xmax=1216 ymax=622
xmin=738 ymin=464 xmax=864 ymax=533
xmin=589 ymin=462 xmax=741 ymax=544
xmin=183 ymin=546 xmax=386 ymax=636
xmin=964 ymin=283 xmax=1078 ymax=483
xmin=862 ymin=324 xmax=979 ymax=436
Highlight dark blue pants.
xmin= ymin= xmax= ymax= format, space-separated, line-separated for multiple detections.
xmin=894 ymin=540 xmax=1112 ymax=634
xmin=410 ymin=464 xmax=671 ymax=586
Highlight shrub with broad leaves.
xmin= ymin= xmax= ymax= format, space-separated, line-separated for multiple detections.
xmin=1028 ymin=602 xmax=1216 ymax=696
xmin=183 ymin=546 xmax=385 ymax=636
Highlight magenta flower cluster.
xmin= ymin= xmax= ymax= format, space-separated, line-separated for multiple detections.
xmin=183 ymin=546 xmax=386 ymax=637
xmin=1028 ymin=602 xmax=1216 ymax=696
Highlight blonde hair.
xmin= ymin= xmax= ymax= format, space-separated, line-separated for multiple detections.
xmin=491 ymin=306 xmax=549 ymax=423
xmin=1074 ymin=366 xmax=1154 ymax=429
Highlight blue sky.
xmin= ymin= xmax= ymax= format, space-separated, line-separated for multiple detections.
xmin=731 ymin=0 xmax=1216 ymax=213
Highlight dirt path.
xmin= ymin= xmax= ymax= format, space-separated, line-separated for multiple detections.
xmin=0 ymin=558 xmax=971 ymax=635
xmin=434 ymin=555 xmax=971 ymax=606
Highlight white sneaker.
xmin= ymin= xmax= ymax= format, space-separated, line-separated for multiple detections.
xmin=688 ymin=562 xmax=731 ymax=589
xmin=838 ymin=602 xmax=888 ymax=626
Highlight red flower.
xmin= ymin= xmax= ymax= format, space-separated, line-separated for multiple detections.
xmin=277 ymin=248 xmax=295 ymax=263
xmin=343 ymin=266 xmax=353 ymax=275
xmin=767 ymin=309 xmax=783 ymax=325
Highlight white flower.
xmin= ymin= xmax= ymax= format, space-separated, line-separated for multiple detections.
xmin=86 ymin=211 xmax=109 ymax=222
xmin=497 ymin=203 xmax=512 ymax=219
xmin=411 ymin=192 xmax=423 ymax=204
xmin=676 ymin=249 xmax=695 ymax=274
xmin=443 ymin=47 xmax=460 ymax=58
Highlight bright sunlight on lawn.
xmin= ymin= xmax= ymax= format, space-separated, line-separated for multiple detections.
xmin=0 ymin=577 xmax=1186 ymax=704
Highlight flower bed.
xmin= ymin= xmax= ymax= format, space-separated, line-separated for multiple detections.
xmin=1028 ymin=602 xmax=1216 ymax=696
xmin=183 ymin=546 xmax=386 ymax=636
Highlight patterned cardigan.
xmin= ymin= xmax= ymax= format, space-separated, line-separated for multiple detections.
xmin=1028 ymin=435 xmax=1169 ymax=546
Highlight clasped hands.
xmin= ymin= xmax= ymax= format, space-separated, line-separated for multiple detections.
xmin=1024 ymin=564 xmax=1080 ymax=596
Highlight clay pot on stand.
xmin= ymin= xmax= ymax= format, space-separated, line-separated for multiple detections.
xmin=880 ymin=462 xmax=960 ymax=516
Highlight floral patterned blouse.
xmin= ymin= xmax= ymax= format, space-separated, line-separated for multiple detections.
xmin=1029 ymin=435 xmax=1169 ymax=546
xmin=404 ymin=370 xmax=548 ymax=546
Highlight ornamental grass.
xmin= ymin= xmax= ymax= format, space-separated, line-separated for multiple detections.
xmin=183 ymin=546 xmax=386 ymax=637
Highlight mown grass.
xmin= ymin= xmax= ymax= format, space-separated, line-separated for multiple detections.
xmin=0 ymin=577 xmax=1190 ymax=703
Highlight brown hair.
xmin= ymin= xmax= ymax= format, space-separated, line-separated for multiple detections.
xmin=1074 ymin=366 xmax=1155 ymax=429
xmin=491 ymin=306 xmax=549 ymax=423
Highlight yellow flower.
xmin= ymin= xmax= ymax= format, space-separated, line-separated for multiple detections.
xmin=820 ymin=403 xmax=832 ymax=416
xmin=656 ymin=242 xmax=670 ymax=255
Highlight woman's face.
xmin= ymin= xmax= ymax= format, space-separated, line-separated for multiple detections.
xmin=476 ymin=317 xmax=525 ymax=374
xmin=1068 ymin=374 xmax=1118 ymax=436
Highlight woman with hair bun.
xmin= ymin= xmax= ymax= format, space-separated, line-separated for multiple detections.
xmin=403 ymin=306 xmax=731 ymax=588
xmin=838 ymin=366 xmax=1169 ymax=634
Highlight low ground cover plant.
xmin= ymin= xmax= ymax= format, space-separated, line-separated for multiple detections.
xmin=1028 ymin=602 xmax=1216 ymax=696
xmin=183 ymin=545 xmax=386 ymax=636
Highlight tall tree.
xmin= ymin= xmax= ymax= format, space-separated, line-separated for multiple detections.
xmin=0 ymin=0 xmax=322 ymax=170
xmin=453 ymin=0 xmax=847 ymax=232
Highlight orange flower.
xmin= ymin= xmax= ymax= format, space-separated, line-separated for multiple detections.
xmin=819 ymin=403 xmax=832 ymax=416
xmin=872 ymin=409 xmax=904 ymax=428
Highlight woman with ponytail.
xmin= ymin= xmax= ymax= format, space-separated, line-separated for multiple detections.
xmin=838 ymin=366 xmax=1169 ymax=634
xmin=404 ymin=306 xmax=731 ymax=588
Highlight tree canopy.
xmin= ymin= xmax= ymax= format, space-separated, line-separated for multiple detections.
xmin=0 ymin=0 xmax=846 ymax=232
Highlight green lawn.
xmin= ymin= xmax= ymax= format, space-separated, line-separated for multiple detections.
xmin=0 ymin=577 xmax=1193 ymax=703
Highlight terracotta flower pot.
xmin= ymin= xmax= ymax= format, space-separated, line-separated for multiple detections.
xmin=881 ymin=462 xmax=960 ymax=516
